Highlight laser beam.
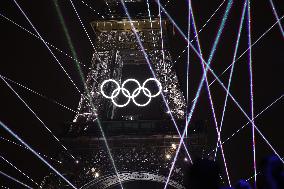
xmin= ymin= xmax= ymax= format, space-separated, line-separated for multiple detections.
xmin=0 ymin=75 xmax=76 ymax=160
xmin=0 ymin=74 xmax=76 ymax=113
xmin=0 ymin=136 xmax=62 ymax=164
xmin=0 ymin=170 xmax=32 ymax=189
xmin=0 ymin=13 xmax=88 ymax=69
xmin=67 ymin=1 xmax=126 ymax=187
xmin=12 ymin=0 xmax=81 ymax=94
xmin=0 ymin=121 xmax=77 ymax=189
xmin=120 ymin=0 xmax=193 ymax=163
xmin=247 ymin=1 xmax=257 ymax=187
xmin=189 ymin=1 xmax=235 ymax=185
xmin=163 ymin=1 xmax=233 ymax=187
xmin=156 ymin=0 xmax=284 ymax=165
xmin=0 ymin=156 xmax=38 ymax=187
xmin=215 ymin=0 xmax=247 ymax=159
xmin=268 ymin=0 xmax=284 ymax=37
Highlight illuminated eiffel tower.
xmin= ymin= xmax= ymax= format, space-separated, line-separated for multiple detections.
xmin=72 ymin=19 xmax=186 ymax=128
xmin=41 ymin=1 xmax=207 ymax=188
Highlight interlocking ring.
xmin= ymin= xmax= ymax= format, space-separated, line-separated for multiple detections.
xmin=100 ymin=78 xmax=162 ymax=107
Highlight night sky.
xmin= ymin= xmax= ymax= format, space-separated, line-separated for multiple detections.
xmin=0 ymin=0 xmax=283 ymax=188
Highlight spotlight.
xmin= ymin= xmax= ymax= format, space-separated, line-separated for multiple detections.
xmin=75 ymin=160 xmax=79 ymax=164
xmin=184 ymin=158 xmax=188 ymax=162
xmin=171 ymin=143 xmax=177 ymax=149
xmin=166 ymin=154 xmax=171 ymax=159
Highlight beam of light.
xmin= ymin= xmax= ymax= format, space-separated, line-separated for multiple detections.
xmin=174 ymin=14 xmax=284 ymax=94
xmin=203 ymin=63 xmax=284 ymax=164
xmin=163 ymin=1 xmax=234 ymax=188
xmin=76 ymin=78 xmax=126 ymax=188
xmin=0 ymin=75 xmax=76 ymax=160
xmin=0 ymin=156 xmax=38 ymax=187
xmin=155 ymin=0 xmax=232 ymax=69
xmin=157 ymin=0 xmax=190 ymax=156
xmin=0 ymin=74 xmax=77 ymax=113
xmin=208 ymin=15 xmax=284 ymax=88
xmin=146 ymin=0 xmax=156 ymax=47
xmin=67 ymin=1 xmax=125 ymax=188
xmin=12 ymin=1 xmax=81 ymax=94
xmin=120 ymin=0 xmax=193 ymax=163
xmin=207 ymin=94 xmax=284 ymax=156
xmin=245 ymin=157 xmax=284 ymax=182
xmin=0 ymin=170 xmax=33 ymax=189
xmin=53 ymin=0 xmax=81 ymax=70
xmin=172 ymin=0 xmax=227 ymax=65
xmin=268 ymin=0 xmax=284 ymax=37
xmin=80 ymin=0 xmax=104 ymax=19
xmin=68 ymin=0 xmax=95 ymax=49
xmin=185 ymin=0 xmax=191 ymax=137
xmin=189 ymin=2 xmax=232 ymax=186
xmin=193 ymin=48 xmax=284 ymax=165
xmin=0 ymin=136 xmax=62 ymax=164
xmin=157 ymin=0 xmax=166 ymax=80
xmin=247 ymin=0 xmax=257 ymax=187
xmin=0 ymin=13 xmax=88 ymax=69
xmin=0 ymin=121 xmax=77 ymax=189
xmin=157 ymin=0 xmax=284 ymax=164
xmin=214 ymin=0 xmax=247 ymax=159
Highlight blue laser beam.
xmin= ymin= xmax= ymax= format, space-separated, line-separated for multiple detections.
xmin=215 ymin=0 xmax=248 ymax=159
xmin=0 ymin=170 xmax=33 ymax=189
xmin=120 ymin=0 xmax=193 ymax=163
xmin=203 ymin=55 xmax=284 ymax=164
xmin=156 ymin=0 xmax=284 ymax=166
xmin=189 ymin=1 xmax=233 ymax=186
xmin=208 ymin=15 xmax=284 ymax=88
xmin=0 ymin=75 xmax=76 ymax=160
xmin=186 ymin=0 xmax=191 ymax=137
xmin=268 ymin=0 xmax=284 ymax=37
xmin=0 ymin=156 xmax=38 ymax=187
xmin=172 ymin=0 xmax=227 ymax=65
xmin=208 ymin=94 xmax=284 ymax=156
xmin=163 ymin=1 xmax=233 ymax=188
xmin=247 ymin=0 xmax=257 ymax=187
xmin=0 ymin=121 xmax=77 ymax=189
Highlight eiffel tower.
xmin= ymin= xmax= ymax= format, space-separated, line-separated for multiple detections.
xmin=72 ymin=20 xmax=186 ymax=126
xmin=41 ymin=1 xmax=207 ymax=188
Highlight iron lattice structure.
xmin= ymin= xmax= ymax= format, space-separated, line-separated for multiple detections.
xmin=72 ymin=19 xmax=186 ymax=129
xmin=41 ymin=16 xmax=207 ymax=189
xmin=41 ymin=122 xmax=207 ymax=189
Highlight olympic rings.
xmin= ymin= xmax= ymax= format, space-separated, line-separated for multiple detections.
xmin=100 ymin=78 xmax=162 ymax=107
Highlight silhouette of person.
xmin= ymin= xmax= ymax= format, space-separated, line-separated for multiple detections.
xmin=257 ymin=155 xmax=284 ymax=189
